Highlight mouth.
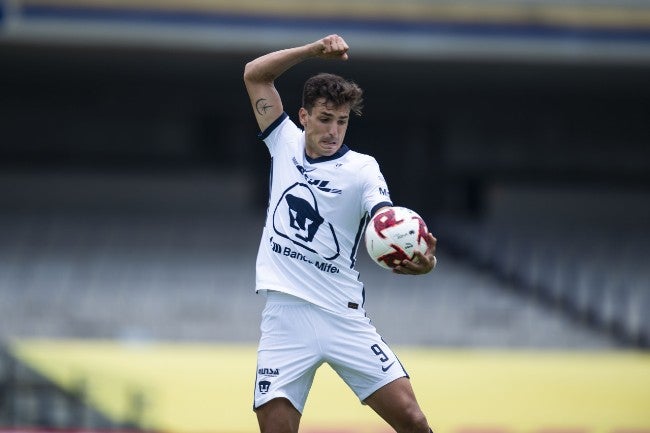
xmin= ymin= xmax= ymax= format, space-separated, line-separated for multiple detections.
xmin=321 ymin=139 xmax=337 ymax=147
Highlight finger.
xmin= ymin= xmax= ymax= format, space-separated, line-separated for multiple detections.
xmin=329 ymin=36 xmax=348 ymax=53
xmin=336 ymin=37 xmax=350 ymax=59
xmin=332 ymin=45 xmax=348 ymax=60
xmin=319 ymin=35 xmax=349 ymax=60
xmin=327 ymin=35 xmax=339 ymax=47
xmin=415 ymin=250 xmax=434 ymax=263
xmin=410 ymin=251 xmax=425 ymax=265
xmin=395 ymin=262 xmax=426 ymax=275
xmin=426 ymin=233 xmax=437 ymax=255
xmin=339 ymin=37 xmax=349 ymax=52
xmin=335 ymin=36 xmax=348 ymax=50
xmin=392 ymin=265 xmax=416 ymax=275
xmin=409 ymin=251 xmax=436 ymax=272
xmin=397 ymin=258 xmax=429 ymax=274
xmin=419 ymin=253 xmax=436 ymax=271
xmin=320 ymin=35 xmax=336 ymax=53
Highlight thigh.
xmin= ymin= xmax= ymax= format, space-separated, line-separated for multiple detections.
xmin=254 ymin=300 xmax=322 ymax=414
xmin=323 ymin=313 xmax=408 ymax=402
xmin=256 ymin=397 xmax=302 ymax=433
xmin=363 ymin=377 xmax=429 ymax=433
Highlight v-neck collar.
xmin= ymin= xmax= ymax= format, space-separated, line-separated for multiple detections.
xmin=305 ymin=145 xmax=350 ymax=164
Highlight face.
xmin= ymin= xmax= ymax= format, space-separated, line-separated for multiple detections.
xmin=299 ymin=98 xmax=350 ymax=159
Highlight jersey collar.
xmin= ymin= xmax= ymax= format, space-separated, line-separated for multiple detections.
xmin=305 ymin=145 xmax=350 ymax=164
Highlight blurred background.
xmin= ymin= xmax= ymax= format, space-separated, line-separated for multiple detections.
xmin=1 ymin=0 xmax=649 ymax=432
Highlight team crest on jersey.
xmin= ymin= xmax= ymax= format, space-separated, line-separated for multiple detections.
xmin=272 ymin=182 xmax=340 ymax=260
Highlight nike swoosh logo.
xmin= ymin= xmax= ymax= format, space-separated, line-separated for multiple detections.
xmin=381 ymin=361 xmax=396 ymax=372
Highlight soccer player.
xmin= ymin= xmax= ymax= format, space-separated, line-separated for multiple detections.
xmin=244 ymin=34 xmax=437 ymax=433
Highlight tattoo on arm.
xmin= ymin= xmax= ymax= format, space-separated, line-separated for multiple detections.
xmin=255 ymin=98 xmax=273 ymax=116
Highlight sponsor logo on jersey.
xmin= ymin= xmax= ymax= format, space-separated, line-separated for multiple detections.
xmin=257 ymin=367 xmax=279 ymax=394
xmin=258 ymin=368 xmax=280 ymax=376
xmin=293 ymin=157 xmax=342 ymax=194
xmin=269 ymin=237 xmax=340 ymax=274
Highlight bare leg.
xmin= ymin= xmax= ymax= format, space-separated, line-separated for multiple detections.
xmin=364 ymin=377 xmax=431 ymax=433
xmin=256 ymin=397 xmax=302 ymax=433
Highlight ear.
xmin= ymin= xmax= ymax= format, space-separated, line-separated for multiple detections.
xmin=298 ymin=107 xmax=308 ymax=127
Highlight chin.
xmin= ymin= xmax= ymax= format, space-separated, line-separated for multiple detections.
xmin=321 ymin=145 xmax=340 ymax=155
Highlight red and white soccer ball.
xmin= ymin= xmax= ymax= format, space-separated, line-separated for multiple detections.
xmin=365 ymin=206 xmax=429 ymax=269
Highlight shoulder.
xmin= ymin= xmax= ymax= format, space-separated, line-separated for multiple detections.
xmin=259 ymin=112 xmax=296 ymax=140
xmin=343 ymin=149 xmax=382 ymax=172
xmin=343 ymin=148 xmax=376 ymax=164
xmin=259 ymin=113 xmax=304 ymax=153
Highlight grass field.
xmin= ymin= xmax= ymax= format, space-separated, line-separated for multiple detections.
xmin=9 ymin=339 xmax=650 ymax=433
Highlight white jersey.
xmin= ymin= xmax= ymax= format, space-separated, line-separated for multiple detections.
xmin=255 ymin=113 xmax=392 ymax=315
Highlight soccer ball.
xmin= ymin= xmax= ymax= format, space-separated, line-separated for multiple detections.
xmin=365 ymin=206 xmax=429 ymax=269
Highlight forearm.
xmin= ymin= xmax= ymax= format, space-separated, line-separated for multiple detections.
xmin=244 ymin=42 xmax=320 ymax=85
xmin=243 ymin=35 xmax=349 ymax=131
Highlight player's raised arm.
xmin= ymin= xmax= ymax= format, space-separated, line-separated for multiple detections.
xmin=243 ymin=34 xmax=350 ymax=132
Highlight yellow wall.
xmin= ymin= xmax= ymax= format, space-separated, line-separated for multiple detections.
xmin=10 ymin=340 xmax=650 ymax=433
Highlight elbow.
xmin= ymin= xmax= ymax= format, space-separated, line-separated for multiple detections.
xmin=243 ymin=61 xmax=254 ymax=83
xmin=243 ymin=61 xmax=264 ymax=84
xmin=243 ymin=60 xmax=273 ymax=85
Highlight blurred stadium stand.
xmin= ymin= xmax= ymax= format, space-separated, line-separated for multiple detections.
xmin=0 ymin=346 xmax=126 ymax=428
xmin=1 ymin=0 xmax=649 ymax=353
xmin=0 ymin=172 xmax=629 ymax=349
xmin=435 ymin=185 xmax=650 ymax=347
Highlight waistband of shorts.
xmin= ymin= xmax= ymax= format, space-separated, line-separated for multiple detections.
xmin=265 ymin=290 xmax=309 ymax=304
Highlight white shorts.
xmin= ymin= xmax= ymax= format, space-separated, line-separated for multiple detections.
xmin=253 ymin=291 xmax=408 ymax=413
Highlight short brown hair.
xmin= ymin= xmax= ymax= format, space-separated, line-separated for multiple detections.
xmin=302 ymin=73 xmax=364 ymax=116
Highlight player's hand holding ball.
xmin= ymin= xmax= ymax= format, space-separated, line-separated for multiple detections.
xmin=395 ymin=232 xmax=436 ymax=275
xmin=365 ymin=206 xmax=437 ymax=275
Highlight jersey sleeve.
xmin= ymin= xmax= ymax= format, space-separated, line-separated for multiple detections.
xmin=258 ymin=112 xmax=301 ymax=157
xmin=360 ymin=157 xmax=393 ymax=217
